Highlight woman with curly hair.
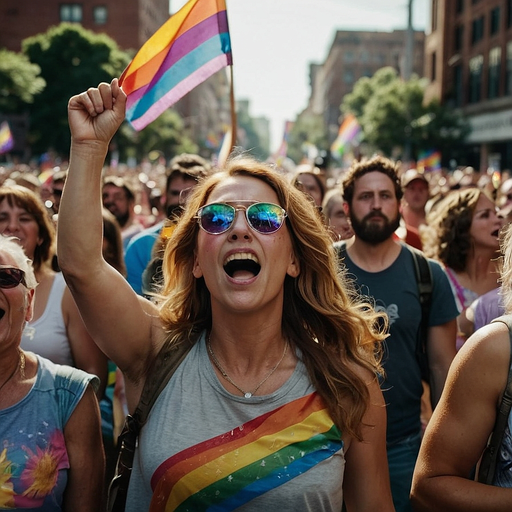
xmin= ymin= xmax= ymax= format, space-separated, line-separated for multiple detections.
xmin=423 ymin=187 xmax=503 ymax=348
xmin=58 ymin=80 xmax=394 ymax=511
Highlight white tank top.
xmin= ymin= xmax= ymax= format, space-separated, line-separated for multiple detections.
xmin=21 ymin=272 xmax=73 ymax=366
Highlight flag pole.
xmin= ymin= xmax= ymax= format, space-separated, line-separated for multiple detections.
xmin=228 ymin=64 xmax=237 ymax=153
xmin=218 ymin=65 xmax=237 ymax=167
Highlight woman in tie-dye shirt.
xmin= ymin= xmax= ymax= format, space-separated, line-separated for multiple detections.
xmin=0 ymin=236 xmax=104 ymax=511
xmin=59 ymin=80 xmax=395 ymax=511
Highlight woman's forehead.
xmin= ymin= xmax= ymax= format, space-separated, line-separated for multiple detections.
xmin=207 ymin=175 xmax=279 ymax=203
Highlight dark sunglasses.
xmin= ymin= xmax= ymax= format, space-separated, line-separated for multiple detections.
xmin=196 ymin=201 xmax=287 ymax=235
xmin=0 ymin=266 xmax=26 ymax=289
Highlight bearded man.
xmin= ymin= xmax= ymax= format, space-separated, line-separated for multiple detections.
xmin=339 ymin=156 xmax=458 ymax=512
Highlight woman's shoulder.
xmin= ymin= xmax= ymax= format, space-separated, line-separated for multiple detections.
xmin=36 ymin=354 xmax=100 ymax=395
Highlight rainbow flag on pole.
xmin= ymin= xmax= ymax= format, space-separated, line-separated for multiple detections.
xmin=0 ymin=122 xmax=14 ymax=154
xmin=330 ymin=114 xmax=361 ymax=158
xmin=119 ymin=0 xmax=232 ymax=131
xmin=417 ymin=150 xmax=441 ymax=172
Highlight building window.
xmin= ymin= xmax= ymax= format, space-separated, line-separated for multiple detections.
xmin=490 ymin=7 xmax=501 ymax=35
xmin=506 ymin=42 xmax=512 ymax=95
xmin=508 ymin=0 xmax=512 ymax=28
xmin=343 ymin=70 xmax=355 ymax=84
xmin=431 ymin=52 xmax=437 ymax=81
xmin=432 ymin=0 xmax=438 ymax=32
xmin=456 ymin=0 xmax=464 ymax=14
xmin=454 ymin=64 xmax=463 ymax=106
xmin=488 ymin=47 xmax=501 ymax=99
xmin=93 ymin=6 xmax=108 ymax=24
xmin=455 ymin=24 xmax=464 ymax=52
xmin=471 ymin=16 xmax=485 ymax=45
xmin=344 ymin=51 xmax=354 ymax=63
xmin=60 ymin=4 xmax=82 ymax=22
xmin=469 ymin=55 xmax=483 ymax=102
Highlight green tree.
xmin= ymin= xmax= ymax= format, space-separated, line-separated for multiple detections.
xmin=342 ymin=66 xmax=469 ymax=161
xmin=0 ymin=49 xmax=46 ymax=114
xmin=22 ymin=23 xmax=130 ymax=156
xmin=117 ymin=109 xmax=198 ymax=162
xmin=286 ymin=112 xmax=328 ymax=165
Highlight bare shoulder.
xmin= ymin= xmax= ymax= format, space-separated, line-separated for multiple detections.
xmin=459 ymin=320 xmax=510 ymax=369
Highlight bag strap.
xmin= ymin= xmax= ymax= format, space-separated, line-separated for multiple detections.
xmin=478 ymin=315 xmax=512 ymax=484
xmin=132 ymin=338 xmax=193 ymax=429
xmin=107 ymin=336 xmax=194 ymax=512
xmin=406 ymin=244 xmax=433 ymax=360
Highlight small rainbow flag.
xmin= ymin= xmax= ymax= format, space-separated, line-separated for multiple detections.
xmin=330 ymin=113 xmax=361 ymax=158
xmin=417 ymin=150 xmax=441 ymax=172
xmin=0 ymin=121 xmax=14 ymax=154
xmin=119 ymin=0 xmax=232 ymax=131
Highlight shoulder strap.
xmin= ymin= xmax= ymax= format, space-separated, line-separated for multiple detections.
xmin=132 ymin=338 xmax=194 ymax=428
xmin=478 ymin=315 xmax=512 ymax=484
xmin=108 ymin=336 xmax=194 ymax=512
xmin=406 ymin=245 xmax=433 ymax=348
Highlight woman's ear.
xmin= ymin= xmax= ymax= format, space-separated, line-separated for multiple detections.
xmin=25 ymin=288 xmax=35 ymax=322
xmin=192 ymin=253 xmax=203 ymax=278
xmin=286 ymin=251 xmax=300 ymax=278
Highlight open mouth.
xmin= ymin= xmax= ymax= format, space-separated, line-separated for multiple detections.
xmin=0 ymin=309 xmax=5 ymax=320
xmin=492 ymin=229 xmax=500 ymax=237
xmin=224 ymin=253 xmax=261 ymax=279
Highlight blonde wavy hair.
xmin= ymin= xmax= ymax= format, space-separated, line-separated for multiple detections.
xmin=157 ymin=155 xmax=386 ymax=441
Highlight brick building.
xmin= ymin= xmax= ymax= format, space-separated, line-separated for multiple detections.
xmin=425 ymin=0 xmax=512 ymax=171
xmin=307 ymin=29 xmax=425 ymax=142
xmin=0 ymin=0 xmax=240 ymax=160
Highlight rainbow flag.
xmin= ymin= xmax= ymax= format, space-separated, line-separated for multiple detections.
xmin=148 ymin=393 xmax=341 ymax=511
xmin=119 ymin=0 xmax=232 ymax=131
xmin=417 ymin=150 xmax=441 ymax=172
xmin=330 ymin=113 xmax=361 ymax=158
xmin=0 ymin=121 xmax=14 ymax=154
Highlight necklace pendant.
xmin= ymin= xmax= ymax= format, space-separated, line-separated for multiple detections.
xmin=244 ymin=392 xmax=252 ymax=398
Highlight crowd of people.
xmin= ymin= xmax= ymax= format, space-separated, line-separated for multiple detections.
xmin=1 ymin=77 xmax=512 ymax=511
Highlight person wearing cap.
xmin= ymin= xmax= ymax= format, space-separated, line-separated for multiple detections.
xmin=102 ymin=176 xmax=144 ymax=250
xmin=400 ymin=169 xmax=429 ymax=250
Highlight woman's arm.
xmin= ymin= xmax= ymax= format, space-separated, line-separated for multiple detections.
xmin=59 ymin=80 xmax=161 ymax=390
xmin=63 ymin=384 xmax=105 ymax=511
xmin=62 ymin=287 xmax=108 ymax=398
xmin=343 ymin=371 xmax=394 ymax=511
xmin=411 ymin=322 xmax=512 ymax=511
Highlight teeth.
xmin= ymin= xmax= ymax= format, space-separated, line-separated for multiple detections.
xmin=224 ymin=252 xmax=259 ymax=265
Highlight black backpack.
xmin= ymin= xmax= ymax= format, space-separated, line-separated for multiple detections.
xmin=334 ymin=241 xmax=433 ymax=382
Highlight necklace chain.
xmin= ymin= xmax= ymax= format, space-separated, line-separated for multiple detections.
xmin=0 ymin=350 xmax=25 ymax=393
xmin=207 ymin=335 xmax=288 ymax=398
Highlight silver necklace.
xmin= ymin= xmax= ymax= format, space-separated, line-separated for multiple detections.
xmin=207 ymin=335 xmax=288 ymax=398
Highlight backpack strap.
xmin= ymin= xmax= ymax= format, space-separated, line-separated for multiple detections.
xmin=405 ymin=244 xmax=433 ymax=372
xmin=477 ymin=315 xmax=512 ymax=484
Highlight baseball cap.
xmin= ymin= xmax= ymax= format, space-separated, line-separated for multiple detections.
xmin=402 ymin=169 xmax=428 ymax=188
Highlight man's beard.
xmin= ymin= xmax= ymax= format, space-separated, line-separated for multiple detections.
xmin=166 ymin=203 xmax=184 ymax=220
xmin=349 ymin=210 xmax=400 ymax=245
xmin=115 ymin=211 xmax=130 ymax=228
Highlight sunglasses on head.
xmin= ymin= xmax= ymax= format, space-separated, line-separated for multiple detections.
xmin=0 ymin=266 xmax=26 ymax=289
xmin=196 ymin=201 xmax=287 ymax=235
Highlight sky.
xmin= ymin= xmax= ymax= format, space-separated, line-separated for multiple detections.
xmin=171 ymin=0 xmax=430 ymax=152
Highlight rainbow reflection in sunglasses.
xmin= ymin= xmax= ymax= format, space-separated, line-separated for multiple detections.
xmin=196 ymin=201 xmax=287 ymax=235
xmin=0 ymin=266 xmax=26 ymax=289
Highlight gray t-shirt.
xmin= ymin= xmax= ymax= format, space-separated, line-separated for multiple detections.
xmin=126 ymin=333 xmax=345 ymax=511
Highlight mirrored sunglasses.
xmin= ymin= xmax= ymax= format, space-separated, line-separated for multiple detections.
xmin=196 ymin=202 xmax=287 ymax=235
xmin=0 ymin=267 xmax=27 ymax=289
